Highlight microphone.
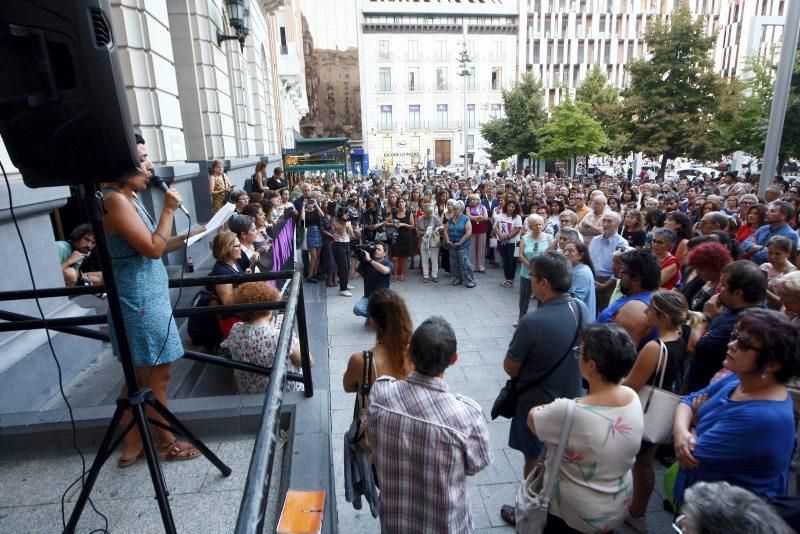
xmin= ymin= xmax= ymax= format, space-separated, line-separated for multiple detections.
xmin=150 ymin=175 xmax=190 ymax=217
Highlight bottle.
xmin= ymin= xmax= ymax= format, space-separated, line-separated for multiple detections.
xmin=187 ymin=257 xmax=194 ymax=273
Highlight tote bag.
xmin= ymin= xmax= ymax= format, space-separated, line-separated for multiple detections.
xmin=638 ymin=340 xmax=682 ymax=444
xmin=515 ymin=400 xmax=576 ymax=534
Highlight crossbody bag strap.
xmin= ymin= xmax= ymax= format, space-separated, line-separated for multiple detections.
xmin=542 ymin=400 xmax=576 ymax=501
xmin=516 ymin=299 xmax=584 ymax=398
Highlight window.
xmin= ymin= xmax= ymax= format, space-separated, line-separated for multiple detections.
xmin=379 ymin=68 xmax=392 ymax=92
xmin=544 ymin=16 xmax=551 ymax=37
xmin=436 ymin=104 xmax=448 ymax=128
xmin=467 ymin=134 xmax=475 ymax=151
xmin=603 ymin=43 xmax=610 ymax=63
xmin=380 ymin=105 xmax=393 ymax=130
xmin=533 ymin=42 xmax=541 ymax=63
xmin=532 ymin=0 xmax=541 ymax=13
xmin=489 ymin=103 xmax=502 ymax=119
xmin=561 ymin=17 xmax=568 ymax=37
xmin=436 ymin=40 xmax=447 ymax=60
xmin=627 ymin=41 xmax=634 ymax=58
xmin=491 ymin=68 xmax=502 ymax=90
xmin=408 ymin=105 xmax=421 ymax=129
xmin=576 ymin=19 xmax=583 ymax=37
xmin=599 ymin=16 xmax=606 ymax=33
xmin=408 ymin=68 xmax=419 ymax=92
xmin=577 ymin=41 xmax=584 ymax=62
xmin=557 ymin=42 xmax=565 ymax=63
xmin=467 ymin=104 xmax=476 ymax=128
xmin=467 ymin=66 xmax=477 ymax=90
xmin=408 ymin=40 xmax=419 ymax=60
xmin=436 ymin=67 xmax=448 ymax=91
xmin=378 ymin=40 xmax=390 ymax=60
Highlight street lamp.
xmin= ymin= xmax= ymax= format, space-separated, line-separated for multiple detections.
xmin=457 ymin=21 xmax=472 ymax=179
xmin=217 ymin=0 xmax=250 ymax=52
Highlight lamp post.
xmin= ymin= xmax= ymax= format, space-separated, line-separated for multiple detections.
xmin=457 ymin=21 xmax=472 ymax=180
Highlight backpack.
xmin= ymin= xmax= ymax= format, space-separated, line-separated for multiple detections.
xmin=187 ymin=288 xmax=222 ymax=352
xmin=243 ymin=174 xmax=255 ymax=193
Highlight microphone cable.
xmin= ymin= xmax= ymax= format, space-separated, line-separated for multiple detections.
xmin=0 ymin=160 xmax=109 ymax=533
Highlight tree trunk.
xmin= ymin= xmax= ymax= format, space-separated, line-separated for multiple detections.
xmin=659 ymin=154 xmax=669 ymax=180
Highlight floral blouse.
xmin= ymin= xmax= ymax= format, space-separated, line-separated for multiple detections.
xmin=221 ymin=320 xmax=304 ymax=393
xmin=531 ymin=391 xmax=643 ymax=533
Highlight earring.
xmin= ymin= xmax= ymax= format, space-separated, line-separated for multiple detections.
xmin=761 ymin=371 xmax=768 ymax=381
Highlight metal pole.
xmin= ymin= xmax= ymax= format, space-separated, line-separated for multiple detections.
xmin=759 ymin=1 xmax=800 ymax=196
xmin=463 ymin=22 xmax=469 ymax=180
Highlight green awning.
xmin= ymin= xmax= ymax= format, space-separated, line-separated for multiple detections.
xmin=285 ymin=163 xmax=347 ymax=173
xmin=286 ymin=137 xmax=349 ymax=155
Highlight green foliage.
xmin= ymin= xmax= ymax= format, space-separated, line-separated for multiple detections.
xmin=621 ymin=1 xmax=723 ymax=165
xmin=533 ymin=100 xmax=608 ymax=161
xmin=480 ymin=72 xmax=546 ymax=162
xmin=575 ymin=66 xmax=629 ymax=156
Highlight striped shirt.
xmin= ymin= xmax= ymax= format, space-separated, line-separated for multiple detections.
xmin=367 ymin=371 xmax=493 ymax=533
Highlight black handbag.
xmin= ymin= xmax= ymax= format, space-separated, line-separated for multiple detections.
xmin=491 ymin=301 xmax=583 ymax=420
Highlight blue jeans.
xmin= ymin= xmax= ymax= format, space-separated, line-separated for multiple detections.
xmin=449 ymin=247 xmax=475 ymax=286
xmin=353 ymin=296 xmax=369 ymax=317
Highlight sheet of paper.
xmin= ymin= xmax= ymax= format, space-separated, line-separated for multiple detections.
xmin=187 ymin=202 xmax=235 ymax=246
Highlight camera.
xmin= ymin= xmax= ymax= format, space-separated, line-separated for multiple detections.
xmin=329 ymin=201 xmax=358 ymax=221
xmin=354 ymin=241 xmax=377 ymax=262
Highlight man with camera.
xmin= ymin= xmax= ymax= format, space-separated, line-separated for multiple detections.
xmin=352 ymin=242 xmax=393 ymax=323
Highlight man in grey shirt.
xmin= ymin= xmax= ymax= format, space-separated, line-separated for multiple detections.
xmin=500 ymin=251 xmax=588 ymax=526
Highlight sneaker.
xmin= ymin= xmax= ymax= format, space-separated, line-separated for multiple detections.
xmin=347 ymin=284 xmax=355 ymax=290
xmin=465 ymin=283 xmax=476 ymax=288
xmin=624 ymin=510 xmax=648 ymax=533
xmin=339 ymin=290 xmax=352 ymax=297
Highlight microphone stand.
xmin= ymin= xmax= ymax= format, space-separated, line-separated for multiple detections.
xmin=64 ymin=183 xmax=231 ymax=534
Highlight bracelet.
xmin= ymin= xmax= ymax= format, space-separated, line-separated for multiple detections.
xmin=153 ymin=231 xmax=168 ymax=244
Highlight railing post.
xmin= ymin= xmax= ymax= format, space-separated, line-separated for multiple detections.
xmin=296 ymin=277 xmax=314 ymax=398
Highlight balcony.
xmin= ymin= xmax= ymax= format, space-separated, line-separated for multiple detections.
xmin=377 ymin=52 xmax=393 ymax=61
xmin=405 ymin=83 xmax=426 ymax=93
xmin=370 ymin=120 xmax=462 ymax=133
xmin=433 ymin=83 xmax=452 ymax=92
xmin=376 ymin=83 xmax=398 ymax=94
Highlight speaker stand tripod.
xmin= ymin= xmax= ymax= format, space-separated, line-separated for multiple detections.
xmin=65 ymin=184 xmax=230 ymax=534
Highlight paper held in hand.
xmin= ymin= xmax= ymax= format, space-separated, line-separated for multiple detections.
xmin=187 ymin=202 xmax=236 ymax=246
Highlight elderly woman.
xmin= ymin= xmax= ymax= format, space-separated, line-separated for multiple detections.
xmin=223 ymin=282 xmax=314 ymax=393
xmin=673 ymin=309 xmax=800 ymax=504
xmin=445 ymin=200 xmax=476 ymax=288
xmin=208 ymin=159 xmax=232 ymax=213
xmin=681 ymin=241 xmax=732 ymax=311
xmin=777 ymin=271 xmax=800 ymax=321
xmin=651 ymin=228 xmax=681 ymax=289
xmin=762 ymin=236 xmax=798 ymax=310
xmin=466 ymin=193 xmax=490 ymax=272
xmin=416 ymin=203 xmax=442 ymax=283
xmin=526 ymin=324 xmax=643 ymax=532
xmin=517 ymin=214 xmax=552 ymax=320
xmin=563 ymin=240 xmax=597 ymax=323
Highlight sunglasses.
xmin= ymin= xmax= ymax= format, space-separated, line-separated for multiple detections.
xmin=731 ymin=329 xmax=762 ymax=352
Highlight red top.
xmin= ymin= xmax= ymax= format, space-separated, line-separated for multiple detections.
xmin=661 ymin=254 xmax=680 ymax=290
xmin=736 ymin=224 xmax=756 ymax=243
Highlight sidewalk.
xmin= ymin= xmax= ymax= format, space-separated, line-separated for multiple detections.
xmin=326 ymin=259 xmax=675 ymax=533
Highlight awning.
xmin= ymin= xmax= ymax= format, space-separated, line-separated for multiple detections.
xmin=285 ymin=163 xmax=347 ymax=173
xmin=286 ymin=137 xmax=349 ymax=155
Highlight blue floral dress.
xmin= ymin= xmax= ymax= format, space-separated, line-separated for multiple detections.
xmin=104 ymin=189 xmax=184 ymax=367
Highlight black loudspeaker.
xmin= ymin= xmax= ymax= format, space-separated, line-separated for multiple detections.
xmin=0 ymin=0 xmax=139 ymax=188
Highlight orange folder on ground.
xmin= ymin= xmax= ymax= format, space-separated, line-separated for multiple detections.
xmin=276 ymin=490 xmax=326 ymax=534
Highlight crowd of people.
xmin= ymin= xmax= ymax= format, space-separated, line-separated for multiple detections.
xmin=299 ymin=164 xmax=800 ymax=533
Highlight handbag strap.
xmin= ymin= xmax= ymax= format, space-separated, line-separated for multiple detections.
xmin=644 ymin=340 xmax=668 ymax=413
xmin=516 ymin=299 xmax=584 ymax=398
xmin=542 ymin=400 xmax=576 ymax=501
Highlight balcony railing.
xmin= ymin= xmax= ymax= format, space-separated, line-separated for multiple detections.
xmin=371 ymin=120 xmax=463 ymax=133
xmin=376 ymin=83 xmax=397 ymax=93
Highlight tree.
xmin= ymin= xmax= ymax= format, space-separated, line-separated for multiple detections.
xmin=621 ymin=1 xmax=723 ymax=177
xmin=533 ymin=100 xmax=609 ymax=162
xmin=480 ymin=73 xmax=546 ymax=166
xmin=575 ymin=66 xmax=629 ymax=155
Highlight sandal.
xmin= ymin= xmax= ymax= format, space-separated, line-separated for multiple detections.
xmin=500 ymin=504 xmax=516 ymax=526
xmin=423 ymin=277 xmax=429 ymax=283
xmin=432 ymin=277 xmax=439 ymax=283
xmin=117 ymin=450 xmax=145 ymax=468
xmin=161 ymin=439 xmax=201 ymax=462
xmin=392 ymin=276 xmax=398 ymax=282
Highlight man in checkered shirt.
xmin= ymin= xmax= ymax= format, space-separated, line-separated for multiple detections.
xmin=367 ymin=316 xmax=493 ymax=533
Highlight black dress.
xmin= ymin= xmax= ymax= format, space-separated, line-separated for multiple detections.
xmin=389 ymin=211 xmax=414 ymax=257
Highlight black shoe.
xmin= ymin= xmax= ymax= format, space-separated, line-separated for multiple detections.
xmin=305 ymin=276 xmax=319 ymax=283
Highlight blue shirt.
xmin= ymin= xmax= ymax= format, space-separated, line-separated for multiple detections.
xmin=740 ymin=223 xmax=799 ymax=264
xmin=688 ymin=306 xmax=756 ymax=392
xmin=676 ymin=373 xmax=793 ymax=503
xmin=448 ymin=214 xmax=471 ymax=250
xmin=588 ymin=233 xmax=628 ymax=277
xmin=570 ymin=263 xmax=596 ymax=323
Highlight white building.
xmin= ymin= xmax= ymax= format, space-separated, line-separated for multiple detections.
xmin=522 ymin=0 xmax=722 ymax=107
xmin=356 ymin=0 xmax=522 ymax=172
xmin=716 ymin=0 xmax=787 ymax=79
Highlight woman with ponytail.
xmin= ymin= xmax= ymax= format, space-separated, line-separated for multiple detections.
xmin=343 ymin=288 xmax=414 ymax=393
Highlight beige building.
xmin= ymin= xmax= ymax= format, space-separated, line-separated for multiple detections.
xmin=716 ymin=0 xmax=788 ymax=79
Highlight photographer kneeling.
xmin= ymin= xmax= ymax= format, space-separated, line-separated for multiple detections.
xmin=353 ymin=242 xmax=393 ymax=324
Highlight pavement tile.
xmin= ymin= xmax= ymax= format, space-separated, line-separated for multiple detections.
xmin=478 ymin=482 xmax=519 ymax=528
xmin=468 ymin=449 xmax=518 ymax=487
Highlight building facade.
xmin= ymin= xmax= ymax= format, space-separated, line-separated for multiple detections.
xmin=357 ymin=0 xmax=521 ymax=172
xmin=716 ymin=0 xmax=787 ymax=79
xmin=0 ymin=0 xmax=308 ymax=412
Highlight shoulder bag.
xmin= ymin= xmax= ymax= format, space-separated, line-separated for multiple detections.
xmin=515 ymin=400 xmax=576 ymax=534
xmin=351 ymin=350 xmax=376 ymax=451
xmin=491 ymin=301 xmax=583 ymax=420
xmin=637 ymin=340 xmax=682 ymax=444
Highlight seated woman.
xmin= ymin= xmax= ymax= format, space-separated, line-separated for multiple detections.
xmin=343 ymin=289 xmax=413 ymax=393
xmin=527 ymin=323 xmax=643 ymax=533
xmin=222 ymin=282 xmax=314 ymax=393
xmin=207 ymin=231 xmax=245 ymax=338
xmin=622 ymin=290 xmax=693 ymax=530
xmin=673 ymin=309 xmax=800 ymax=505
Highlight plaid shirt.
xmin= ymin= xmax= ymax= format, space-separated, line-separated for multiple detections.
xmin=367 ymin=371 xmax=493 ymax=533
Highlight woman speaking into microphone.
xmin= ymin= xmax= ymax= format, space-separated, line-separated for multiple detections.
xmin=104 ymin=134 xmax=204 ymax=467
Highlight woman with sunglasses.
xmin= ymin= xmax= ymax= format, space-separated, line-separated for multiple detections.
xmin=673 ymin=309 xmax=800 ymax=507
